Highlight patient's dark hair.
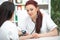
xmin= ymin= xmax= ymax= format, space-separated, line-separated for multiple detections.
xmin=0 ymin=1 xmax=15 ymax=27
xmin=25 ymin=0 xmax=42 ymax=33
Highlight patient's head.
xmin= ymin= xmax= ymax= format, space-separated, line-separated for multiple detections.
xmin=0 ymin=1 xmax=15 ymax=26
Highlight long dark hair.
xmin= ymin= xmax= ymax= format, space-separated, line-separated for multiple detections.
xmin=25 ymin=0 xmax=42 ymax=33
xmin=0 ymin=1 xmax=15 ymax=27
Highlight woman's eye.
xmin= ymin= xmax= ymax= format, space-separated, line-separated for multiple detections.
xmin=30 ymin=9 xmax=33 ymax=11
xmin=27 ymin=10 xmax=29 ymax=12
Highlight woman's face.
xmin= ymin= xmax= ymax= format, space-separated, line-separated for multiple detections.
xmin=26 ymin=4 xmax=38 ymax=19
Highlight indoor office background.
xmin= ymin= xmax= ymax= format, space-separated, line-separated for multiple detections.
xmin=0 ymin=0 xmax=60 ymax=35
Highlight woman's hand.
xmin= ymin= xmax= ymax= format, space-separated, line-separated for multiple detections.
xmin=19 ymin=36 xmax=28 ymax=40
xmin=19 ymin=34 xmax=34 ymax=40
xmin=32 ymin=33 xmax=40 ymax=38
xmin=24 ymin=33 xmax=29 ymax=36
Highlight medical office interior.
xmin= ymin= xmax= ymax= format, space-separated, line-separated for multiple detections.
xmin=0 ymin=0 xmax=60 ymax=40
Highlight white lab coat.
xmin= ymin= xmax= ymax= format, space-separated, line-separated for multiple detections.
xmin=18 ymin=9 xmax=57 ymax=34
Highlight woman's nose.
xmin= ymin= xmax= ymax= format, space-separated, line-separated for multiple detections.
xmin=28 ymin=11 xmax=32 ymax=14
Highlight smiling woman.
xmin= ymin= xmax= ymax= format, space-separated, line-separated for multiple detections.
xmin=19 ymin=0 xmax=58 ymax=40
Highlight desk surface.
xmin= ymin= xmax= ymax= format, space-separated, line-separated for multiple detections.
xmin=26 ymin=36 xmax=60 ymax=40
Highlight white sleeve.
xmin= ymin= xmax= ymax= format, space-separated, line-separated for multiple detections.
xmin=17 ymin=10 xmax=29 ymax=32
xmin=46 ymin=14 xmax=57 ymax=31
xmin=18 ymin=19 xmax=27 ymax=31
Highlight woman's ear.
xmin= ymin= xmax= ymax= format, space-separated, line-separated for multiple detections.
xmin=37 ymin=7 xmax=39 ymax=11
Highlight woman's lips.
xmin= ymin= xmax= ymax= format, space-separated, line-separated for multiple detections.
xmin=29 ymin=14 xmax=32 ymax=16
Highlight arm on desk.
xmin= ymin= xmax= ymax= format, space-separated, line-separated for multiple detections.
xmin=19 ymin=34 xmax=34 ymax=40
xmin=19 ymin=28 xmax=58 ymax=40
xmin=32 ymin=28 xmax=58 ymax=38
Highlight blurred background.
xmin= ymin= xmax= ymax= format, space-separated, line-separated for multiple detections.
xmin=51 ymin=0 xmax=60 ymax=30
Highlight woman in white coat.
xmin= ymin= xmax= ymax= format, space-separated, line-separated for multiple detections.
xmin=19 ymin=0 xmax=58 ymax=40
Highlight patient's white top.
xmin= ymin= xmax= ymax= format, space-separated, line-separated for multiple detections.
xmin=0 ymin=20 xmax=19 ymax=40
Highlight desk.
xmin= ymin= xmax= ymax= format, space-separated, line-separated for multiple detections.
xmin=26 ymin=36 xmax=60 ymax=40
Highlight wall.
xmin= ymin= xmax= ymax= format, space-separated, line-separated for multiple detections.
xmin=0 ymin=0 xmax=8 ymax=5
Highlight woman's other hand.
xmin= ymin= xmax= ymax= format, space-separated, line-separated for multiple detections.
xmin=32 ymin=33 xmax=40 ymax=38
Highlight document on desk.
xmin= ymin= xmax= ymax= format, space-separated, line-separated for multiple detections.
xmin=26 ymin=36 xmax=60 ymax=40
